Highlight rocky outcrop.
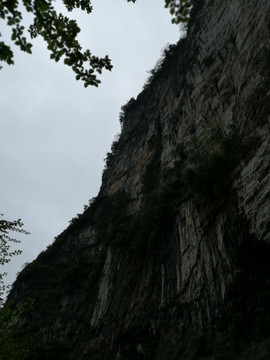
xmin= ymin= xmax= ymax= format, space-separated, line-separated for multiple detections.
xmin=6 ymin=0 xmax=270 ymax=359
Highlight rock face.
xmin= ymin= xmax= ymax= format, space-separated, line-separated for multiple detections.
xmin=6 ymin=0 xmax=270 ymax=359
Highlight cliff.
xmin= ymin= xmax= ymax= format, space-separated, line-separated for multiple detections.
xmin=4 ymin=0 xmax=270 ymax=359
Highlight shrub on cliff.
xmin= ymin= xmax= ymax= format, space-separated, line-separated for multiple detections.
xmin=181 ymin=126 xmax=243 ymax=201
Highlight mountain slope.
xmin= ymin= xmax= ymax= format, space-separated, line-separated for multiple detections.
xmin=5 ymin=0 xmax=270 ymax=359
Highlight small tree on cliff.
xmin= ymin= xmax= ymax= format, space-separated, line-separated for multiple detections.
xmin=0 ymin=215 xmax=29 ymax=306
xmin=0 ymin=0 xmax=192 ymax=87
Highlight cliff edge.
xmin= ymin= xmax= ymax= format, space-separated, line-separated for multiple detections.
xmin=5 ymin=0 xmax=270 ymax=359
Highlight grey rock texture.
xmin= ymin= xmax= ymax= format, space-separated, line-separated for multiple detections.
xmin=7 ymin=0 xmax=270 ymax=359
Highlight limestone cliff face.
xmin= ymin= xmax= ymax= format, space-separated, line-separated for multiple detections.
xmin=7 ymin=0 xmax=270 ymax=359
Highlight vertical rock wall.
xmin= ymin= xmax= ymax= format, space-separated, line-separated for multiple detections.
xmin=6 ymin=0 xmax=270 ymax=359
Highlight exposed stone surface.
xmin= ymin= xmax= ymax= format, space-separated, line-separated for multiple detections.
xmin=6 ymin=0 xmax=270 ymax=359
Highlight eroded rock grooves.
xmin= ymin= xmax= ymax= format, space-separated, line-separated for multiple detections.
xmin=6 ymin=0 xmax=270 ymax=359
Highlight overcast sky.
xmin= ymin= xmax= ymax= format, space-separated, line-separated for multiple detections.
xmin=0 ymin=0 xmax=180 ymax=293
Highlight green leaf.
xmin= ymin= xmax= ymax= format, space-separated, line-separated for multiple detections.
xmin=11 ymin=30 xmax=16 ymax=41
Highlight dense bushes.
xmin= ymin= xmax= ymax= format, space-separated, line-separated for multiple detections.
xmin=0 ymin=299 xmax=36 ymax=360
xmin=181 ymin=149 xmax=234 ymax=200
xmin=99 ymin=181 xmax=181 ymax=255
xmin=180 ymin=126 xmax=243 ymax=202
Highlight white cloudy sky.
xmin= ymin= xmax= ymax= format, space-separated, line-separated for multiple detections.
xmin=0 ymin=0 xmax=180 ymax=291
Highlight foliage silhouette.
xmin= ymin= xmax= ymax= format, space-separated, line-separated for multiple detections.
xmin=0 ymin=215 xmax=29 ymax=305
xmin=0 ymin=0 xmax=192 ymax=86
